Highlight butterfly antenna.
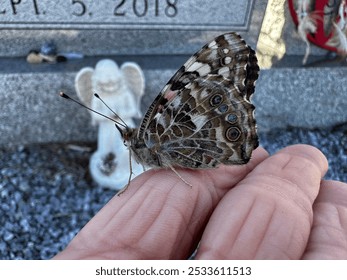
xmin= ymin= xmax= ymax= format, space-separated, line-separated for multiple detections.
xmin=59 ymin=92 xmax=127 ymax=129
xmin=93 ymin=93 xmax=128 ymax=128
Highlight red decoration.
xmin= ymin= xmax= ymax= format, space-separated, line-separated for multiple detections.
xmin=288 ymin=0 xmax=347 ymax=63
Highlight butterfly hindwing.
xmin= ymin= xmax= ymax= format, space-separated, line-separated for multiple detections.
xmin=144 ymin=74 xmax=257 ymax=168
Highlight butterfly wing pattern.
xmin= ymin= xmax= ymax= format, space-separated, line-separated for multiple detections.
xmin=130 ymin=32 xmax=259 ymax=170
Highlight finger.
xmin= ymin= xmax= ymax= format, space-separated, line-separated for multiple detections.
xmin=303 ymin=180 xmax=347 ymax=259
xmin=53 ymin=147 xmax=268 ymax=260
xmin=196 ymin=144 xmax=328 ymax=259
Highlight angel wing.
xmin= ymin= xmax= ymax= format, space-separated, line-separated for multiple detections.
xmin=74 ymin=67 xmax=94 ymax=108
xmin=121 ymin=62 xmax=145 ymax=118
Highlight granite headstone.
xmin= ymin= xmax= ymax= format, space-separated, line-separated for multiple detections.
xmin=0 ymin=0 xmax=267 ymax=146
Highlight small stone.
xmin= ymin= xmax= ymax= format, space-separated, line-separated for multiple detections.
xmin=3 ymin=231 xmax=14 ymax=241
xmin=20 ymin=219 xmax=30 ymax=232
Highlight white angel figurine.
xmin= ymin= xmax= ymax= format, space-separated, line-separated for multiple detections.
xmin=75 ymin=59 xmax=145 ymax=190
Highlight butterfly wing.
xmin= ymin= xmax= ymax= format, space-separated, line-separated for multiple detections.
xmin=135 ymin=32 xmax=259 ymax=168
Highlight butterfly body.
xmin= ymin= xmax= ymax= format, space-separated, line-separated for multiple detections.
xmin=124 ymin=32 xmax=259 ymax=172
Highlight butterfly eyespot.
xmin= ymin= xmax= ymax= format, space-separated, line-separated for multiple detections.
xmin=210 ymin=94 xmax=223 ymax=106
xmin=226 ymin=127 xmax=241 ymax=141
xmin=226 ymin=114 xmax=238 ymax=124
xmin=217 ymin=104 xmax=228 ymax=113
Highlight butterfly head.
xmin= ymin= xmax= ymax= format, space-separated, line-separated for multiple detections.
xmin=115 ymin=124 xmax=137 ymax=147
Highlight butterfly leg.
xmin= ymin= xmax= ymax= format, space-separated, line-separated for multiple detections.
xmin=117 ymin=148 xmax=134 ymax=196
xmin=116 ymin=177 xmax=132 ymax=196
xmin=168 ymin=164 xmax=193 ymax=188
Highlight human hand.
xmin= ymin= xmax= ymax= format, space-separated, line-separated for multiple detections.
xmin=53 ymin=144 xmax=347 ymax=259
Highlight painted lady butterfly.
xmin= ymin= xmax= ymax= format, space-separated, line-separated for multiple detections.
xmin=61 ymin=32 xmax=259 ymax=191
xmin=119 ymin=32 xmax=259 ymax=188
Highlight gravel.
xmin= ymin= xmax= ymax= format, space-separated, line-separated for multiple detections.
xmin=0 ymin=125 xmax=346 ymax=259
xmin=0 ymin=143 xmax=115 ymax=259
